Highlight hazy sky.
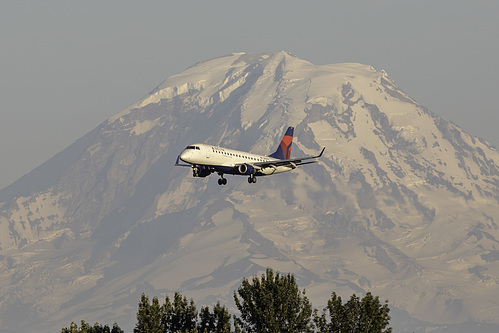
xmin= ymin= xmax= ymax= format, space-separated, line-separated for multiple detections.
xmin=1 ymin=0 xmax=498 ymax=189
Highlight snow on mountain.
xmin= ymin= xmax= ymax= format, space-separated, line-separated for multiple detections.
xmin=1 ymin=51 xmax=499 ymax=332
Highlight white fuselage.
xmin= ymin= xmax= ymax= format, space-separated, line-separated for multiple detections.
xmin=179 ymin=144 xmax=293 ymax=176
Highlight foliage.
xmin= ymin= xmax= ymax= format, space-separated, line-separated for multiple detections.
xmin=233 ymin=268 xmax=314 ymax=333
xmin=61 ymin=320 xmax=123 ymax=333
xmin=133 ymin=292 xmax=234 ymax=333
xmin=198 ymin=301 xmax=232 ymax=333
xmin=63 ymin=268 xmax=392 ymax=333
xmin=162 ymin=292 xmax=198 ymax=333
xmin=135 ymin=294 xmax=164 ymax=333
xmin=314 ymin=291 xmax=392 ymax=333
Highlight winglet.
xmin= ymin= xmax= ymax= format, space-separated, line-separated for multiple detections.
xmin=318 ymin=147 xmax=325 ymax=158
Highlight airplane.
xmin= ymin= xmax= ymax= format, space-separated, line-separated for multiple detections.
xmin=175 ymin=126 xmax=325 ymax=185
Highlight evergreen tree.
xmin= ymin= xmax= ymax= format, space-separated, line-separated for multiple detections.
xmin=327 ymin=292 xmax=347 ymax=332
xmin=111 ymin=323 xmax=125 ymax=333
xmin=61 ymin=322 xmax=78 ymax=333
xmin=344 ymin=294 xmax=361 ymax=332
xmin=198 ymin=301 xmax=231 ymax=333
xmin=234 ymin=268 xmax=313 ymax=333
xmin=232 ymin=315 xmax=245 ymax=333
xmin=212 ymin=302 xmax=231 ymax=333
xmin=134 ymin=293 xmax=164 ymax=333
xmin=162 ymin=292 xmax=198 ymax=333
xmin=358 ymin=292 xmax=391 ymax=332
xmin=317 ymin=291 xmax=392 ymax=333
xmin=199 ymin=306 xmax=215 ymax=332
xmin=61 ymin=320 xmax=123 ymax=333
xmin=79 ymin=320 xmax=92 ymax=333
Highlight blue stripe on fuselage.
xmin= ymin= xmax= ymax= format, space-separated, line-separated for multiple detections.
xmin=210 ymin=165 xmax=265 ymax=177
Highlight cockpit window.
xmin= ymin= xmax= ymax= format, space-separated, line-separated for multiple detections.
xmin=186 ymin=146 xmax=201 ymax=150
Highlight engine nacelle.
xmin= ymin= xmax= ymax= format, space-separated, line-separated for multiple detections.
xmin=238 ymin=163 xmax=255 ymax=175
xmin=193 ymin=166 xmax=211 ymax=178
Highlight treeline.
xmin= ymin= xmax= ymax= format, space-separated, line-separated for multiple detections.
xmin=62 ymin=268 xmax=391 ymax=333
xmin=61 ymin=321 xmax=124 ymax=333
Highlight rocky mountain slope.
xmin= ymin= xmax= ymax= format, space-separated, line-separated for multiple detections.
xmin=1 ymin=52 xmax=499 ymax=332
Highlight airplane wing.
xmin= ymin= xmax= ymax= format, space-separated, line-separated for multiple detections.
xmin=254 ymin=147 xmax=325 ymax=169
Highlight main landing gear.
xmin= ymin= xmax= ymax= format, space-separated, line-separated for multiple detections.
xmin=218 ymin=174 xmax=227 ymax=186
xmin=217 ymin=174 xmax=257 ymax=185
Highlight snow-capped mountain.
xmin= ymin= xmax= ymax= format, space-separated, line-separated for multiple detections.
xmin=1 ymin=51 xmax=499 ymax=332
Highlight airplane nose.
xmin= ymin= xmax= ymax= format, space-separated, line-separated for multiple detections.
xmin=179 ymin=150 xmax=190 ymax=162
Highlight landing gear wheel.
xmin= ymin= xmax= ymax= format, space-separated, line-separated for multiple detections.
xmin=218 ymin=177 xmax=227 ymax=185
xmin=248 ymin=175 xmax=257 ymax=183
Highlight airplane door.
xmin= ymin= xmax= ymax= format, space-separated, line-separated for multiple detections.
xmin=206 ymin=146 xmax=211 ymax=159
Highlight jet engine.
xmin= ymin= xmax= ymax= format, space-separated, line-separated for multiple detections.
xmin=238 ymin=163 xmax=255 ymax=175
xmin=193 ymin=166 xmax=211 ymax=177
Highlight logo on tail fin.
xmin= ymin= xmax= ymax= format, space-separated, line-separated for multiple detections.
xmin=269 ymin=127 xmax=294 ymax=160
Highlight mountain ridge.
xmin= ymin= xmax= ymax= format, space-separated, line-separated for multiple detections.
xmin=1 ymin=51 xmax=499 ymax=332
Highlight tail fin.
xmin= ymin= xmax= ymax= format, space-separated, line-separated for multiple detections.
xmin=269 ymin=127 xmax=294 ymax=160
